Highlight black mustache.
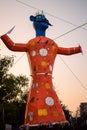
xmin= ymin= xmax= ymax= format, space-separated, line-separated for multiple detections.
xmin=36 ymin=19 xmax=52 ymax=26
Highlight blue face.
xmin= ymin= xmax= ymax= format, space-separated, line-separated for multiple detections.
xmin=30 ymin=14 xmax=52 ymax=36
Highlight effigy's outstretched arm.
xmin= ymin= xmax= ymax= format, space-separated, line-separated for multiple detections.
xmin=1 ymin=34 xmax=27 ymax=52
xmin=57 ymin=45 xmax=82 ymax=55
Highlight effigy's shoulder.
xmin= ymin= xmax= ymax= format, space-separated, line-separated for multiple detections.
xmin=28 ymin=36 xmax=57 ymax=46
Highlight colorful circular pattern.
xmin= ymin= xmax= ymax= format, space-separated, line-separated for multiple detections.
xmin=39 ymin=48 xmax=48 ymax=56
xmin=30 ymin=50 xmax=36 ymax=56
xmin=45 ymin=97 xmax=54 ymax=106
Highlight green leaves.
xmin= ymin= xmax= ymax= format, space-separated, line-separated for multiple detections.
xmin=0 ymin=56 xmax=29 ymax=103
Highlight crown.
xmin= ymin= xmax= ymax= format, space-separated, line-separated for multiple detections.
xmin=35 ymin=10 xmax=45 ymax=16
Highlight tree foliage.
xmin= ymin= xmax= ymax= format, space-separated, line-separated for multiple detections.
xmin=0 ymin=56 xmax=29 ymax=103
xmin=61 ymin=101 xmax=72 ymax=122
xmin=0 ymin=56 xmax=29 ymax=129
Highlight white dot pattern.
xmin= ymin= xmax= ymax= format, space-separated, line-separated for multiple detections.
xmin=45 ymin=97 xmax=54 ymax=106
xmin=30 ymin=50 xmax=36 ymax=56
xmin=39 ymin=48 xmax=48 ymax=56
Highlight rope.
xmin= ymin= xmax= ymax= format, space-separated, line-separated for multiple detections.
xmin=59 ymin=56 xmax=87 ymax=91
xmin=16 ymin=0 xmax=87 ymax=31
xmin=54 ymin=23 xmax=87 ymax=40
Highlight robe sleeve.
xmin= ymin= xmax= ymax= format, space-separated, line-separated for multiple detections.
xmin=57 ymin=45 xmax=82 ymax=55
xmin=1 ymin=34 xmax=27 ymax=52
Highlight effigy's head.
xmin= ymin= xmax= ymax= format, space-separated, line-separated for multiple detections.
xmin=30 ymin=13 xmax=52 ymax=32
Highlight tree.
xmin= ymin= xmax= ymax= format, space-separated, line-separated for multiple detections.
xmin=0 ymin=56 xmax=29 ymax=129
xmin=0 ymin=56 xmax=29 ymax=103
xmin=61 ymin=101 xmax=73 ymax=122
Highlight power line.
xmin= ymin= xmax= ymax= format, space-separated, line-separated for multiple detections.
xmin=16 ymin=0 xmax=87 ymax=31
xmin=45 ymin=12 xmax=87 ymax=31
xmin=54 ymin=22 xmax=87 ymax=40
xmin=14 ymin=53 xmax=25 ymax=65
xmin=16 ymin=0 xmax=39 ymax=10
xmin=11 ymin=53 xmax=25 ymax=68
xmin=59 ymin=56 xmax=87 ymax=91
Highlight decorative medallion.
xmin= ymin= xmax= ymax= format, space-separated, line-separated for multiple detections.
xmin=38 ymin=109 xmax=48 ymax=116
xmin=45 ymin=97 xmax=54 ymax=106
xmin=39 ymin=48 xmax=48 ymax=56
xmin=30 ymin=50 xmax=36 ymax=56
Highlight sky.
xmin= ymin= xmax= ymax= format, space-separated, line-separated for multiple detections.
xmin=0 ymin=0 xmax=87 ymax=115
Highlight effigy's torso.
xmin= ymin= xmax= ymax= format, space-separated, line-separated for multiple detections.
xmin=27 ymin=36 xmax=58 ymax=75
xmin=25 ymin=36 xmax=66 ymax=125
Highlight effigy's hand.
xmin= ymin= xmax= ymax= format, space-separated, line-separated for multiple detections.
xmin=78 ymin=45 xmax=83 ymax=54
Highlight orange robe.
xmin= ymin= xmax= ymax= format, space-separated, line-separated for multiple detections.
xmin=1 ymin=35 xmax=82 ymax=126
